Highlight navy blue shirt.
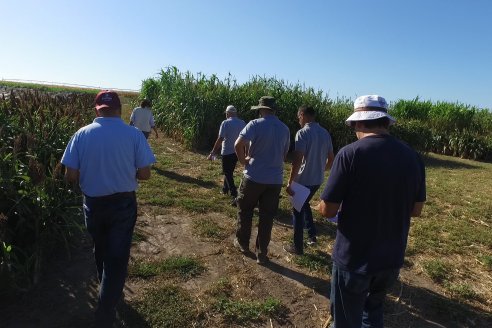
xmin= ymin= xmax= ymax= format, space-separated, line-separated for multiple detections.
xmin=321 ymin=134 xmax=426 ymax=274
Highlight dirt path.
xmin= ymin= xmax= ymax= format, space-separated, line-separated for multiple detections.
xmin=1 ymin=136 xmax=491 ymax=327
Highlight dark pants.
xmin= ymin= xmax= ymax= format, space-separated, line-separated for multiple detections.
xmin=292 ymin=185 xmax=319 ymax=254
xmin=236 ymin=178 xmax=282 ymax=258
xmin=330 ymin=263 xmax=399 ymax=328
xmin=221 ymin=153 xmax=239 ymax=197
xmin=83 ymin=192 xmax=137 ymax=326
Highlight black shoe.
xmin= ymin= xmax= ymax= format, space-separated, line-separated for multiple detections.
xmin=256 ymin=254 xmax=269 ymax=265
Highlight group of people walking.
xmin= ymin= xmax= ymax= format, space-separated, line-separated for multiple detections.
xmin=61 ymin=90 xmax=426 ymax=328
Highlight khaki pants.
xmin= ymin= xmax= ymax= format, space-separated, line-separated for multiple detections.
xmin=235 ymin=178 xmax=282 ymax=257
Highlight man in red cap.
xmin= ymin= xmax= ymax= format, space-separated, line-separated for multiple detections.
xmin=62 ymin=90 xmax=156 ymax=327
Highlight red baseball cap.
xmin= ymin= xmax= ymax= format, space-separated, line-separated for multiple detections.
xmin=95 ymin=90 xmax=121 ymax=110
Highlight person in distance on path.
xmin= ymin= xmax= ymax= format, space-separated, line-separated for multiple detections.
xmin=130 ymin=99 xmax=159 ymax=139
xmin=207 ymin=105 xmax=246 ymax=206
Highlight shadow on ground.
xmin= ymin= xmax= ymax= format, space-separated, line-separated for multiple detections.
xmin=422 ymin=154 xmax=480 ymax=170
xmin=152 ymin=167 xmax=216 ymax=188
xmin=385 ymin=280 xmax=492 ymax=328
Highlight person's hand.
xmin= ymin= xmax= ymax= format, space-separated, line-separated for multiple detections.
xmin=207 ymin=153 xmax=213 ymax=161
xmin=286 ymin=184 xmax=295 ymax=196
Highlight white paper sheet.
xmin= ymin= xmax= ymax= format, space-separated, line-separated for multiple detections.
xmin=289 ymin=181 xmax=311 ymax=212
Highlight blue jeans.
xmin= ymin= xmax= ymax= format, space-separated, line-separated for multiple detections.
xmin=83 ymin=192 xmax=137 ymax=326
xmin=330 ymin=263 xmax=399 ymax=328
xmin=292 ymin=185 xmax=319 ymax=254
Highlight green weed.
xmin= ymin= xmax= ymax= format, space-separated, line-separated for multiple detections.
xmin=445 ymin=283 xmax=478 ymax=300
xmin=129 ymin=256 xmax=205 ymax=280
xmin=423 ymin=259 xmax=451 ymax=283
xmin=478 ymin=254 xmax=492 ymax=270
xmin=294 ymin=250 xmax=332 ymax=273
xmin=135 ymin=285 xmax=200 ymax=327
xmin=215 ymin=297 xmax=285 ymax=323
xmin=192 ymin=219 xmax=227 ymax=240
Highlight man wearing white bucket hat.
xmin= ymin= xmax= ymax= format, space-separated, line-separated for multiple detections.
xmin=317 ymin=95 xmax=426 ymax=328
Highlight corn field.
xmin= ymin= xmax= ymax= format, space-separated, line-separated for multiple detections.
xmin=1 ymin=71 xmax=491 ymax=293
xmin=0 ymin=88 xmax=94 ymax=291
xmin=142 ymin=67 xmax=492 ymax=160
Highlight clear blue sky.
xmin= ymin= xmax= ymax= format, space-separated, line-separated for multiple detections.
xmin=1 ymin=0 xmax=491 ymax=109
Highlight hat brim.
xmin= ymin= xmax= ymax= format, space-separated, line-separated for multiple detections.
xmin=95 ymin=104 xmax=111 ymax=110
xmin=251 ymin=105 xmax=274 ymax=111
xmin=345 ymin=111 xmax=396 ymax=126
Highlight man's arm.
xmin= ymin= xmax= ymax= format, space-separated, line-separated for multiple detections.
xmin=286 ymin=151 xmax=303 ymax=196
xmin=152 ymin=126 xmax=159 ymax=138
xmin=316 ymin=200 xmax=340 ymax=218
xmin=411 ymin=202 xmax=425 ymax=217
xmin=136 ymin=166 xmax=151 ymax=180
xmin=325 ymin=150 xmax=334 ymax=171
xmin=207 ymin=136 xmax=223 ymax=160
xmin=234 ymin=136 xmax=249 ymax=165
xmin=65 ymin=167 xmax=79 ymax=184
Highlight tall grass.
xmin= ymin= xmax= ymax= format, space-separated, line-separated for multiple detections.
xmin=142 ymin=67 xmax=492 ymax=160
xmin=391 ymin=98 xmax=492 ymax=160
xmin=141 ymin=66 xmax=354 ymax=151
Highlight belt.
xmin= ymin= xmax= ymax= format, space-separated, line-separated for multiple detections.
xmin=84 ymin=191 xmax=135 ymax=200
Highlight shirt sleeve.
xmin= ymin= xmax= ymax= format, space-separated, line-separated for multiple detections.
xmin=415 ymin=154 xmax=427 ymax=202
xmin=320 ymin=147 xmax=350 ymax=203
xmin=239 ymin=121 xmax=254 ymax=142
xmin=149 ymin=113 xmax=155 ymax=127
xmin=218 ymin=121 xmax=226 ymax=138
xmin=327 ymin=132 xmax=333 ymax=154
xmin=60 ymin=133 xmax=80 ymax=170
xmin=294 ymin=130 xmax=306 ymax=154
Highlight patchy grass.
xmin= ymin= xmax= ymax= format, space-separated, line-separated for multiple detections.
xmin=134 ymin=285 xmax=201 ymax=327
xmin=129 ymin=256 xmax=205 ymax=280
xmin=478 ymin=254 xmax=492 ymax=271
xmin=445 ymin=283 xmax=478 ymax=301
xmin=192 ymin=218 xmax=228 ymax=240
xmin=422 ymin=259 xmax=451 ymax=283
xmin=207 ymin=278 xmax=234 ymax=299
xmin=135 ymin=136 xmax=492 ymax=316
xmin=132 ymin=228 xmax=147 ymax=243
xmin=294 ymin=250 xmax=332 ymax=273
xmin=215 ymin=297 xmax=286 ymax=324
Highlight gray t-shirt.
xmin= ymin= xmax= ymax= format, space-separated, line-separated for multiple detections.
xmin=239 ymin=115 xmax=290 ymax=184
xmin=219 ymin=117 xmax=246 ymax=155
xmin=295 ymin=122 xmax=333 ymax=186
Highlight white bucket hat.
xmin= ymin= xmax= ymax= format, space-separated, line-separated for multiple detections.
xmin=345 ymin=95 xmax=396 ymax=126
